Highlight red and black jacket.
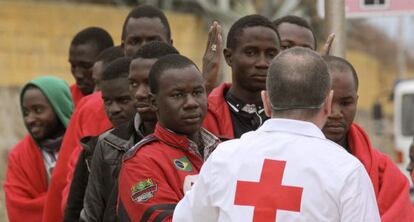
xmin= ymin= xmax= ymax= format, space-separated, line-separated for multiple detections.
xmin=118 ymin=124 xmax=207 ymax=222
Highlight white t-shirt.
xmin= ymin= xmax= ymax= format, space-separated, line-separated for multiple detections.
xmin=173 ymin=119 xmax=380 ymax=222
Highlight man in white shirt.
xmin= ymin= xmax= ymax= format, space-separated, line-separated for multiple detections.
xmin=173 ymin=47 xmax=380 ymax=222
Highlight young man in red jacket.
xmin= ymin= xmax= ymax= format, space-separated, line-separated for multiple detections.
xmin=322 ymin=55 xmax=414 ymax=221
xmin=81 ymin=41 xmax=179 ymax=222
xmin=203 ymin=15 xmax=280 ymax=139
xmin=42 ymin=6 xmax=174 ymax=222
xmin=118 ymin=54 xmax=219 ymax=222
xmin=69 ymin=27 xmax=114 ymax=106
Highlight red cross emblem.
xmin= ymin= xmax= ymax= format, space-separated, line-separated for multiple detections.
xmin=234 ymin=159 xmax=303 ymax=222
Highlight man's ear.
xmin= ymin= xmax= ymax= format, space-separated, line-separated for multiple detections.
xmin=315 ymin=90 xmax=333 ymax=129
xmin=169 ymin=38 xmax=174 ymax=45
xmin=121 ymin=41 xmax=127 ymax=55
xmin=261 ymin=90 xmax=272 ymax=118
xmin=149 ymin=93 xmax=158 ymax=112
xmin=223 ymin=48 xmax=232 ymax=66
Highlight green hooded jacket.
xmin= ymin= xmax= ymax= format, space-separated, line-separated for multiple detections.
xmin=20 ymin=76 xmax=74 ymax=133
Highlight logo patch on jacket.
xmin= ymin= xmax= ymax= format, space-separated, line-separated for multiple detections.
xmin=173 ymin=156 xmax=193 ymax=172
xmin=131 ymin=178 xmax=157 ymax=203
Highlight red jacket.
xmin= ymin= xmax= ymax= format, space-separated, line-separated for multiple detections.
xmin=118 ymin=124 xmax=207 ymax=222
xmin=69 ymin=84 xmax=85 ymax=107
xmin=348 ymin=123 xmax=414 ymax=221
xmin=203 ymin=83 xmax=234 ymax=139
xmin=42 ymin=92 xmax=112 ymax=222
xmin=4 ymin=135 xmax=48 ymax=222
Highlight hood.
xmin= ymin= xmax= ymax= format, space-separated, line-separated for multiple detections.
xmin=20 ymin=76 xmax=74 ymax=132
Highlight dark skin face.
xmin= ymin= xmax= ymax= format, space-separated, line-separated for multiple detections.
xmin=129 ymin=58 xmax=157 ymax=123
xmin=69 ymin=42 xmax=100 ymax=95
xmin=123 ymin=17 xmax=171 ymax=57
xmin=151 ymin=66 xmax=207 ymax=141
xmin=101 ymin=78 xmax=136 ymax=128
xmin=22 ymin=87 xmax=63 ymax=141
xmin=224 ymin=26 xmax=280 ymax=104
xmin=277 ymin=22 xmax=315 ymax=50
xmin=406 ymin=143 xmax=414 ymax=177
xmin=322 ymin=69 xmax=358 ymax=148
xmin=92 ymin=61 xmax=104 ymax=92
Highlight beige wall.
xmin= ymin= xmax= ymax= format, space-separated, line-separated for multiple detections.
xmin=1 ymin=1 xmax=410 ymax=116
xmin=0 ymin=1 xmax=207 ymax=86
xmin=347 ymin=50 xmax=414 ymax=115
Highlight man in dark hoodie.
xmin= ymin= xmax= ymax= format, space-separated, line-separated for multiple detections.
xmin=4 ymin=76 xmax=74 ymax=222
xmin=82 ymin=41 xmax=179 ymax=222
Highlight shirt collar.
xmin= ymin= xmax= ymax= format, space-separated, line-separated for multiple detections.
xmin=133 ymin=113 xmax=142 ymax=134
xmin=188 ymin=128 xmax=220 ymax=160
xmin=225 ymin=91 xmax=264 ymax=114
xmin=258 ymin=118 xmax=326 ymax=139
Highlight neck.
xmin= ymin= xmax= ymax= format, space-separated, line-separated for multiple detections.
xmin=337 ymin=135 xmax=349 ymax=151
xmin=47 ymin=125 xmax=65 ymax=141
xmin=229 ymin=85 xmax=262 ymax=104
xmin=142 ymin=120 xmax=156 ymax=136
xmin=189 ymin=130 xmax=202 ymax=147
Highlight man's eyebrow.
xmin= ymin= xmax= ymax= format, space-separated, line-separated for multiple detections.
xmin=339 ymin=96 xmax=355 ymax=100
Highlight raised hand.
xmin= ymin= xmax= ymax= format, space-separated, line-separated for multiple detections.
xmin=322 ymin=33 xmax=335 ymax=55
xmin=202 ymin=21 xmax=223 ymax=94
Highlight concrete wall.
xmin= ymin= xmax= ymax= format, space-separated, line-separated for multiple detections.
xmin=0 ymin=1 xmax=208 ymax=86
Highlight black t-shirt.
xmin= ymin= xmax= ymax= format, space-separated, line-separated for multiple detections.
xmin=225 ymin=91 xmax=269 ymax=138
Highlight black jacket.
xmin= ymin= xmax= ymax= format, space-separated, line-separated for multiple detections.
xmin=81 ymin=117 xmax=143 ymax=222
xmin=64 ymin=135 xmax=100 ymax=222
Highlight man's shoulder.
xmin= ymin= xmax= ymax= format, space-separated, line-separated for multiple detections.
xmin=79 ymin=93 xmax=103 ymax=112
xmin=122 ymin=135 xmax=161 ymax=162
xmin=207 ymin=83 xmax=231 ymax=110
xmin=9 ymin=135 xmax=37 ymax=159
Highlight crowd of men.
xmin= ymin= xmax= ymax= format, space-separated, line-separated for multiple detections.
xmin=3 ymin=4 xmax=414 ymax=222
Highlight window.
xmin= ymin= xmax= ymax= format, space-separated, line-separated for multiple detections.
xmin=401 ymin=94 xmax=414 ymax=136
xmin=361 ymin=0 xmax=388 ymax=9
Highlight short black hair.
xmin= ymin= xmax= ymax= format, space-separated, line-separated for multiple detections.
xmin=96 ymin=46 xmax=124 ymax=67
xmin=149 ymin=54 xmax=198 ymax=94
xmin=273 ymin=15 xmax=317 ymax=49
xmin=267 ymin=47 xmax=330 ymax=116
xmin=323 ymin=55 xmax=359 ymax=90
xmin=71 ymin=27 xmax=114 ymax=53
xmin=227 ymin=14 xmax=280 ymax=50
xmin=132 ymin=41 xmax=179 ymax=60
xmin=101 ymin=57 xmax=131 ymax=81
xmin=121 ymin=5 xmax=171 ymax=41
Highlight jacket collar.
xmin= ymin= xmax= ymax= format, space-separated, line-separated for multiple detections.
xmin=153 ymin=123 xmax=192 ymax=151
xmin=258 ymin=118 xmax=326 ymax=139
xmin=104 ymin=114 xmax=143 ymax=151
xmin=207 ymin=83 xmax=232 ymax=113
xmin=153 ymin=123 xmax=219 ymax=159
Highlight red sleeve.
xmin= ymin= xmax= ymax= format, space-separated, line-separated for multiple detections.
xmin=4 ymin=138 xmax=47 ymax=222
xmin=118 ymin=152 xmax=178 ymax=222
xmin=376 ymin=152 xmax=414 ymax=222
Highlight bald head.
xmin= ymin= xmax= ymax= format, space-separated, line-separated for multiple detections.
xmin=266 ymin=47 xmax=331 ymax=117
